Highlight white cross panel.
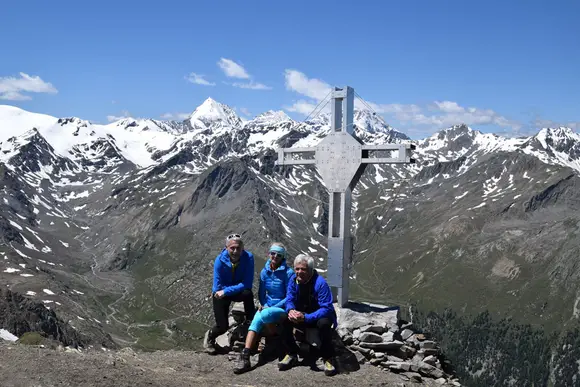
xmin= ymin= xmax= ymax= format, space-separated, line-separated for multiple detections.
xmin=275 ymin=86 xmax=415 ymax=306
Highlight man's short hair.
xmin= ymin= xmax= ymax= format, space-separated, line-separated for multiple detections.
xmin=225 ymin=233 xmax=243 ymax=246
xmin=293 ymin=253 xmax=314 ymax=272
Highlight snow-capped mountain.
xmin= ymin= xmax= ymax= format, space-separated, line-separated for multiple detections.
xmin=188 ymin=97 xmax=243 ymax=132
xmin=2 ymin=97 xmax=580 ymax=386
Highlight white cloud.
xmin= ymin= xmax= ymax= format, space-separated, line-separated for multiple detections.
xmin=283 ymin=69 xmax=521 ymax=132
xmin=217 ymin=58 xmax=271 ymax=90
xmin=406 ymin=101 xmax=521 ymax=130
xmin=533 ymin=118 xmax=580 ymax=131
xmin=239 ymin=107 xmax=251 ymax=117
xmin=284 ymin=100 xmax=319 ymax=116
xmin=284 ymin=69 xmax=331 ymax=101
xmin=160 ymin=112 xmax=190 ymax=120
xmin=185 ymin=73 xmax=215 ymax=86
xmin=429 ymin=101 xmax=464 ymax=114
xmin=0 ymin=72 xmax=57 ymax=100
xmin=217 ymin=58 xmax=250 ymax=79
xmin=107 ymin=110 xmax=131 ymax=122
xmin=232 ymin=81 xmax=272 ymax=90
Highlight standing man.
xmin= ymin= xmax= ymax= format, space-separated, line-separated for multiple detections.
xmin=279 ymin=253 xmax=338 ymax=376
xmin=204 ymin=233 xmax=256 ymax=354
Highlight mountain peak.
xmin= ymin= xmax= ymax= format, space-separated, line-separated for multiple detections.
xmin=189 ymin=98 xmax=242 ymax=129
xmin=252 ymin=110 xmax=292 ymax=124
xmin=538 ymin=126 xmax=578 ymax=139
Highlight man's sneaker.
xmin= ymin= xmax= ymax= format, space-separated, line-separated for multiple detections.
xmin=203 ymin=330 xmax=217 ymax=355
xmin=233 ymin=350 xmax=251 ymax=374
xmin=278 ymin=354 xmax=298 ymax=371
xmin=323 ymin=358 xmax=336 ymax=376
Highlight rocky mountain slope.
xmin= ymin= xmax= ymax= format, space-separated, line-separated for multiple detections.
xmin=1 ymin=99 xmax=580 ymax=385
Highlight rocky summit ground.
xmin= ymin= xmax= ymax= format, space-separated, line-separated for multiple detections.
xmin=0 ymin=342 xmax=444 ymax=387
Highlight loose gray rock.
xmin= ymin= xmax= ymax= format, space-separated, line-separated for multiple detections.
xmin=381 ymin=361 xmax=412 ymax=372
xmin=402 ymin=372 xmax=423 ymax=383
xmin=401 ymin=329 xmax=414 ymax=341
xmin=381 ymin=331 xmax=395 ymax=342
xmin=359 ymin=332 xmax=383 ymax=343
xmin=419 ymin=362 xmax=445 ymax=379
xmin=387 ymin=355 xmax=405 ymax=362
xmin=360 ymin=325 xmax=385 ymax=334
xmin=336 ymin=306 xmax=399 ymax=332
xmin=359 ymin=340 xmax=405 ymax=351
xmin=396 ymin=345 xmax=417 ymax=360
xmin=423 ymin=355 xmax=437 ymax=365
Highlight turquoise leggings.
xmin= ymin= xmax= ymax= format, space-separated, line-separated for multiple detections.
xmin=248 ymin=306 xmax=286 ymax=333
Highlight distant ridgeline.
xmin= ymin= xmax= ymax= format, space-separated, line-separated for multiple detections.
xmin=410 ymin=305 xmax=580 ymax=387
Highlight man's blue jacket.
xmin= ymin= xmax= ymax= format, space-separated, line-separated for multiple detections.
xmin=212 ymin=248 xmax=254 ymax=297
xmin=285 ymin=269 xmax=337 ymax=327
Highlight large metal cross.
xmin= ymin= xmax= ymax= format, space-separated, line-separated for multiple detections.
xmin=275 ymin=86 xmax=415 ymax=306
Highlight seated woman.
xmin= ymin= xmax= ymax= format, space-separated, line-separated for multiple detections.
xmin=233 ymin=242 xmax=293 ymax=374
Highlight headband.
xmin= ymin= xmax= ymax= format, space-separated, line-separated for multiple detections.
xmin=269 ymin=245 xmax=286 ymax=257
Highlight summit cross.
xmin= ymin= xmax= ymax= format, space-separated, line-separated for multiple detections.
xmin=275 ymin=86 xmax=415 ymax=306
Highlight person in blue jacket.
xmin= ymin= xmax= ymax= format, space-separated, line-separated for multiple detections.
xmin=233 ymin=242 xmax=294 ymax=374
xmin=204 ymin=233 xmax=255 ymax=354
xmin=278 ymin=253 xmax=338 ymax=376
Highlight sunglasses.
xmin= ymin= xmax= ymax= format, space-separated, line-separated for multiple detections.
xmin=269 ymin=251 xmax=284 ymax=258
xmin=226 ymin=234 xmax=241 ymax=240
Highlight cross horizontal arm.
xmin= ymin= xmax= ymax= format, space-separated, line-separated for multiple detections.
xmin=275 ymin=147 xmax=317 ymax=166
xmin=361 ymin=157 xmax=414 ymax=164
xmin=276 ymin=159 xmax=316 ymax=165
xmin=361 ymin=144 xmax=416 ymax=151
xmin=361 ymin=143 xmax=416 ymax=164
xmin=278 ymin=147 xmax=317 ymax=153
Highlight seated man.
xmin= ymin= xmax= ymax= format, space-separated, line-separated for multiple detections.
xmin=204 ymin=233 xmax=255 ymax=354
xmin=278 ymin=254 xmax=337 ymax=376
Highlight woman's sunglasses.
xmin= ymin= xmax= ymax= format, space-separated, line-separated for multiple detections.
xmin=269 ymin=251 xmax=284 ymax=259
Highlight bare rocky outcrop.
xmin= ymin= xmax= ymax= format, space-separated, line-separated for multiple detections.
xmin=0 ymin=288 xmax=115 ymax=349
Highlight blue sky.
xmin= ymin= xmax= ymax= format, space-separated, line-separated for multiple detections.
xmin=1 ymin=0 xmax=579 ymax=139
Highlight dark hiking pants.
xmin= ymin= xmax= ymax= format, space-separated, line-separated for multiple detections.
xmin=208 ymin=289 xmax=255 ymax=340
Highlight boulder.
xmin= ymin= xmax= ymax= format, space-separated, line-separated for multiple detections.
xmin=418 ymin=361 xmax=445 ymax=379
xmin=360 ymin=324 xmax=386 ymax=334
xmin=336 ymin=304 xmax=399 ymax=332
xmin=423 ymin=355 xmax=437 ymax=365
xmin=359 ymin=340 xmax=405 ymax=351
xmin=401 ymin=329 xmax=414 ymax=340
xmin=382 ymin=331 xmax=395 ymax=342
xmin=359 ymin=332 xmax=383 ymax=343
xmin=381 ymin=361 xmax=412 ymax=372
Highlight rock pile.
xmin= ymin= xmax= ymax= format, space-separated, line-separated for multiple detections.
xmin=214 ymin=303 xmax=252 ymax=356
xmin=213 ymin=301 xmax=461 ymax=385
xmin=336 ymin=303 xmax=460 ymax=386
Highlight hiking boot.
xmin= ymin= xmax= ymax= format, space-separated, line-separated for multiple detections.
xmin=278 ymin=354 xmax=298 ymax=371
xmin=233 ymin=349 xmax=251 ymax=374
xmin=203 ymin=330 xmax=217 ymax=355
xmin=323 ymin=358 xmax=337 ymax=376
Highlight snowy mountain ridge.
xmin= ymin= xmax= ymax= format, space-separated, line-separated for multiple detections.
xmin=1 ymin=101 xmax=579 ymax=178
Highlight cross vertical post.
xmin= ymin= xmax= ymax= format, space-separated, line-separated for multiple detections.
xmin=275 ymin=86 xmax=415 ymax=306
